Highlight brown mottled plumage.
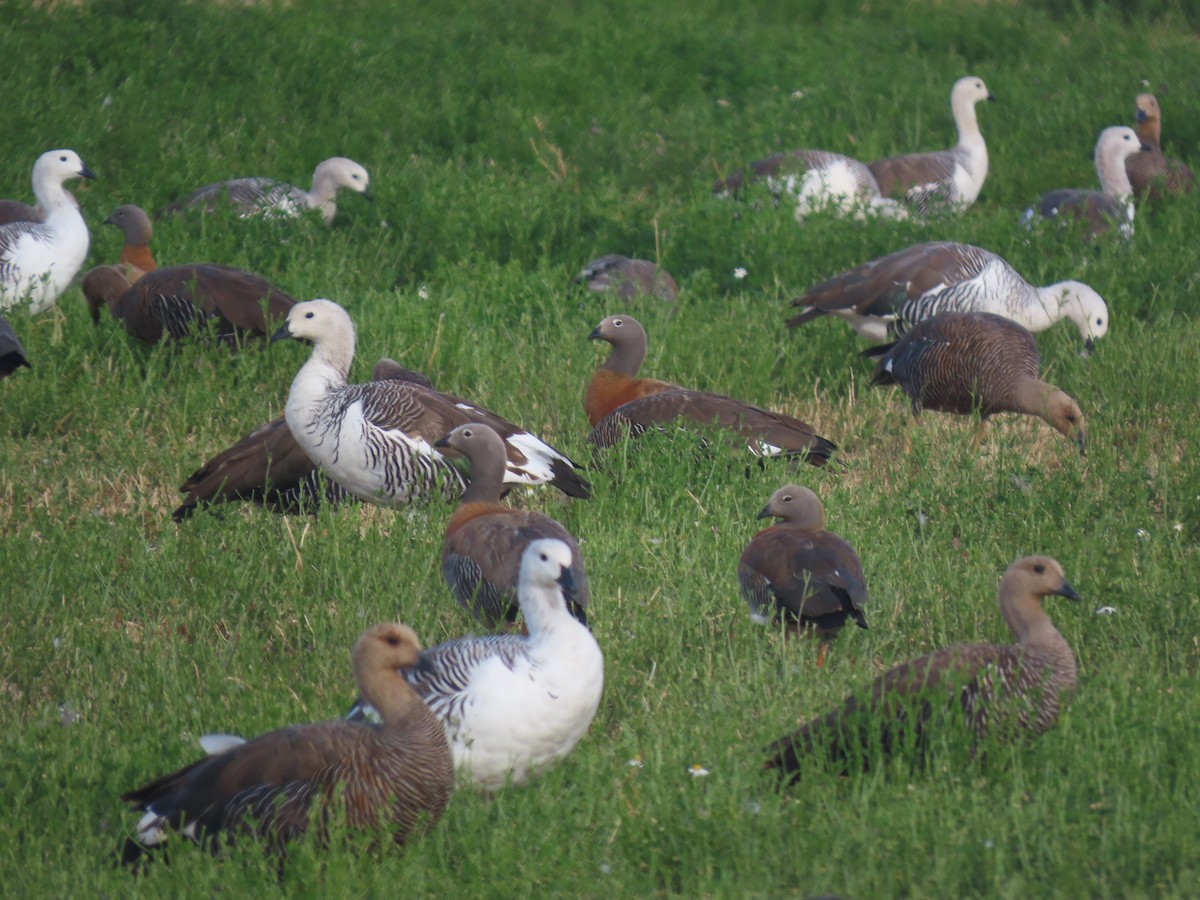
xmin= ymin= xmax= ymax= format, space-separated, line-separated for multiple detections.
xmin=738 ymin=485 xmax=868 ymax=641
xmin=83 ymin=263 xmax=295 ymax=346
xmin=436 ymin=423 xmax=589 ymax=627
xmin=1126 ymin=93 xmax=1196 ymax=200
xmin=103 ymin=204 xmax=157 ymax=281
xmin=765 ymin=556 xmax=1080 ymax=777
xmin=573 ymin=255 xmax=677 ymax=302
xmin=121 ymin=623 xmax=453 ymax=863
xmin=867 ymin=311 xmax=1086 ymax=452
xmin=586 ymin=315 xmax=836 ymax=465
xmin=0 ymin=316 xmax=30 ymax=377
xmin=173 ymin=360 xmax=432 ymax=522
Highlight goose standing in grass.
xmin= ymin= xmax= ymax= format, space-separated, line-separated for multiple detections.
xmin=349 ymin=539 xmax=604 ymax=790
xmin=0 ymin=316 xmax=30 ymax=378
xmin=0 ymin=150 xmax=94 ymax=314
xmin=765 ymin=556 xmax=1079 ymax=777
xmin=866 ymin=311 xmax=1086 ymax=452
xmin=160 ymin=157 xmax=372 ymax=225
xmin=713 ymin=149 xmax=908 ymax=220
xmin=573 ymin=255 xmax=678 ymax=302
xmin=586 ymin=314 xmax=836 ymax=465
xmin=83 ymin=262 xmax=295 ymax=346
xmin=173 ymin=360 xmax=434 ymax=522
xmin=738 ymin=484 xmax=867 ymax=664
xmin=121 ymin=623 xmax=453 ymax=863
xmin=101 ymin=204 xmax=157 ymax=281
xmin=1023 ymin=126 xmax=1149 ymax=239
xmin=867 ymin=76 xmax=995 ymax=213
xmin=786 ymin=241 xmax=1110 ymax=351
xmin=274 ymin=299 xmax=590 ymax=505
xmin=436 ymin=423 xmax=590 ymax=628
xmin=1126 ymin=93 xmax=1196 ymax=200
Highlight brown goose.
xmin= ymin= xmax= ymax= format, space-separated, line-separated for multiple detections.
xmin=786 ymin=241 xmax=1109 ymax=350
xmin=867 ymin=76 xmax=995 ymax=212
xmin=866 ymin=311 xmax=1086 ymax=452
xmin=0 ymin=316 xmax=30 ymax=378
xmin=586 ymin=315 xmax=836 ymax=466
xmin=764 ymin=556 xmax=1079 ymax=777
xmin=102 ymin=204 xmax=157 ymax=281
xmin=172 ymin=360 xmax=433 ymax=522
xmin=738 ymin=485 xmax=867 ymax=662
xmin=436 ymin=423 xmax=590 ymax=628
xmin=1024 ymin=126 xmax=1149 ymax=240
xmin=1126 ymin=93 xmax=1196 ymax=200
xmin=573 ymin=255 xmax=678 ymax=302
xmin=83 ymin=262 xmax=295 ymax=346
xmin=121 ymin=623 xmax=453 ymax=863
xmin=0 ymin=199 xmax=45 ymax=227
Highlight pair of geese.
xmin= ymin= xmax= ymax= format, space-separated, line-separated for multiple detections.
xmin=0 ymin=151 xmax=371 ymax=315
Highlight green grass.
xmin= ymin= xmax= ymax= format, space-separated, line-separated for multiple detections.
xmin=2 ymin=0 xmax=1200 ymax=895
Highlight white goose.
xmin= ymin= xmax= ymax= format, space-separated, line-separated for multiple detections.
xmin=353 ymin=538 xmax=604 ymax=789
xmin=787 ymin=241 xmax=1109 ymax=351
xmin=274 ymin=299 xmax=590 ymax=504
xmin=0 ymin=150 xmax=94 ymax=314
xmin=162 ymin=157 xmax=371 ymax=225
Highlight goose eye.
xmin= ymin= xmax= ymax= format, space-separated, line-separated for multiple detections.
xmin=1033 ymin=564 xmax=1045 ymax=574
xmin=539 ymin=552 xmax=549 ymax=562
xmin=1096 ymin=318 xmax=1104 ymax=326
xmin=59 ymin=155 xmax=68 ymax=162
xmin=612 ymin=319 xmax=623 ymax=327
xmin=462 ymin=429 xmax=473 ymax=438
xmin=305 ymin=312 xmax=314 ymax=319
xmin=782 ymin=495 xmax=792 ymax=502
xmin=385 ymin=635 xmax=401 ymax=646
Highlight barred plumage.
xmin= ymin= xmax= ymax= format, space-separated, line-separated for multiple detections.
xmin=866 ymin=311 xmax=1086 ymax=450
xmin=121 ymin=624 xmax=452 ymax=864
xmin=1125 ymin=93 xmax=1196 ymax=200
xmin=765 ymin=556 xmax=1079 ymax=777
xmin=787 ymin=241 xmax=1109 ymax=349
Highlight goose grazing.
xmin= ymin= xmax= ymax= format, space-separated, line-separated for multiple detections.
xmin=585 ymin=314 xmax=836 ymax=466
xmin=866 ymin=311 xmax=1086 ymax=452
xmin=867 ymin=76 xmax=995 ymax=213
xmin=738 ymin=484 xmax=867 ymax=664
xmin=1126 ymin=93 xmax=1196 ymax=200
xmin=764 ymin=556 xmax=1079 ymax=777
xmin=0 ymin=150 xmax=94 ymax=314
xmin=173 ymin=359 xmax=433 ymax=522
xmin=786 ymin=241 xmax=1110 ymax=351
xmin=573 ymin=255 xmax=678 ymax=302
xmin=0 ymin=316 xmax=30 ymax=378
xmin=713 ymin=149 xmax=908 ymax=220
xmin=1023 ymin=126 xmax=1149 ymax=239
xmin=160 ymin=157 xmax=371 ymax=225
xmin=121 ymin=623 xmax=453 ymax=863
xmin=274 ymin=299 xmax=591 ymax=505
xmin=102 ymin=204 xmax=157 ymax=281
xmin=349 ymin=539 xmax=604 ymax=790
xmin=83 ymin=262 xmax=295 ymax=346
xmin=436 ymin=423 xmax=590 ymax=628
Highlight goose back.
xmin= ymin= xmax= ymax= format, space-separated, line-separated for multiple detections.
xmin=0 ymin=316 xmax=30 ymax=377
xmin=573 ymin=255 xmax=677 ymax=302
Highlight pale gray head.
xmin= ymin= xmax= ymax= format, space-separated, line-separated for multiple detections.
xmin=314 ymin=157 xmax=372 ymax=197
xmin=756 ymin=484 xmax=825 ymax=529
xmin=1055 ymin=282 xmax=1109 ymax=349
xmin=104 ymin=205 xmax=153 ymax=245
xmin=520 ymin=538 xmax=577 ymax=598
xmin=434 ymin=422 xmax=506 ymax=466
xmin=952 ymin=75 xmax=994 ymax=107
xmin=588 ymin=313 xmax=649 ymax=375
xmin=32 ymin=149 xmax=95 ymax=191
xmin=1096 ymin=126 xmax=1148 ymax=165
xmin=272 ymin=298 xmax=356 ymax=346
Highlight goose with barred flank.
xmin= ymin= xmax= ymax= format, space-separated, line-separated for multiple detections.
xmin=738 ymin=485 xmax=867 ymax=663
xmin=0 ymin=316 xmax=30 ymax=378
xmin=160 ymin=157 xmax=371 ymax=225
xmin=764 ymin=556 xmax=1079 ymax=777
xmin=586 ymin=314 xmax=836 ymax=466
xmin=274 ymin=300 xmax=590 ymax=505
xmin=349 ymin=539 xmax=604 ymax=790
xmin=102 ymin=204 xmax=157 ymax=282
xmin=1024 ymin=126 xmax=1149 ymax=240
xmin=0 ymin=150 xmax=94 ymax=314
xmin=573 ymin=255 xmax=678 ymax=302
xmin=121 ymin=623 xmax=452 ymax=864
xmin=867 ymin=76 xmax=995 ymax=213
xmin=83 ymin=262 xmax=295 ymax=347
xmin=866 ymin=311 xmax=1086 ymax=452
xmin=436 ymin=423 xmax=590 ymax=628
xmin=1126 ymin=93 xmax=1196 ymax=200
xmin=787 ymin=241 xmax=1109 ymax=351
xmin=172 ymin=360 xmax=434 ymax=522
xmin=713 ymin=149 xmax=908 ymax=220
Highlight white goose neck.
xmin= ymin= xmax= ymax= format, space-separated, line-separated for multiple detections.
xmin=1097 ymin=148 xmax=1135 ymax=200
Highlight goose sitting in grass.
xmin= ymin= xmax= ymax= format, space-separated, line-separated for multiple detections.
xmin=272 ymin=299 xmax=591 ymax=505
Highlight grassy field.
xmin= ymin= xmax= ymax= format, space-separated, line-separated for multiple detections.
xmin=2 ymin=0 xmax=1199 ymax=895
